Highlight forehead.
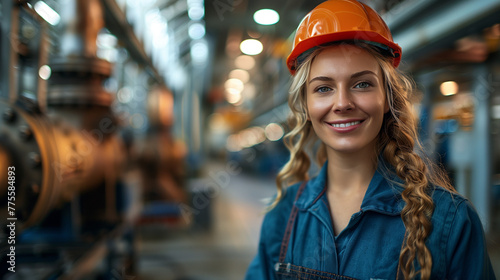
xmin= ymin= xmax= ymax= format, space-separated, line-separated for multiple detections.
xmin=309 ymin=45 xmax=381 ymax=78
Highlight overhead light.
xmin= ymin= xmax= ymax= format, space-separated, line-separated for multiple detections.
xmin=191 ymin=41 xmax=208 ymax=65
xmin=188 ymin=0 xmax=204 ymax=20
xmin=226 ymin=88 xmax=242 ymax=104
xmin=97 ymin=48 xmax=119 ymax=62
xmin=234 ymin=55 xmax=255 ymax=70
xmin=240 ymin=39 xmax=263 ymax=55
xmin=440 ymin=81 xmax=458 ymax=96
xmin=117 ymin=87 xmax=133 ymax=103
xmin=146 ymin=9 xmax=168 ymax=48
xmin=225 ymin=77 xmax=245 ymax=105
xmin=253 ymin=9 xmax=280 ymax=25
xmin=34 ymin=1 xmax=60 ymax=26
xmin=249 ymin=126 xmax=266 ymax=145
xmin=189 ymin=22 xmax=206 ymax=40
xmin=240 ymin=127 xmax=266 ymax=147
xmin=188 ymin=6 xmax=204 ymax=20
xmin=265 ymin=123 xmax=284 ymax=141
xmin=228 ymin=69 xmax=250 ymax=83
xmin=224 ymin=78 xmax=244 ymax=93
xmin=38 ymin=65 xmax=51 ymax=80
xmin=97 ymin=33 xmax=118 ymax=48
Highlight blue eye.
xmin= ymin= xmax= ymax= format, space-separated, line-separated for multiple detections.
xmin=355 ymin=82 xmax=371 ymax=89
xmin=316 ymin=86 xmax=331 ymax=93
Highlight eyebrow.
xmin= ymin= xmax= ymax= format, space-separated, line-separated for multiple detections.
xmin=308 ymin=70 xmax=378 ymax=84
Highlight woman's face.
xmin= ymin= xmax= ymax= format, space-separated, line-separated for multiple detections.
xmin=306 ymin=45 xmax=388 ymax=156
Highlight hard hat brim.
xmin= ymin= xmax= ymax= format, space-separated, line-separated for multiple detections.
xmin=286 ymin=31 xmax=402 ymax=75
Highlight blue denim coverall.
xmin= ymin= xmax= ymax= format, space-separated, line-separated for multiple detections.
xmin=245 ymin=162 xmax=496 ymax=280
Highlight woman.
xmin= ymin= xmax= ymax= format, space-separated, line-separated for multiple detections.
xmin=245 ymin=0 xmax=495 ymax=279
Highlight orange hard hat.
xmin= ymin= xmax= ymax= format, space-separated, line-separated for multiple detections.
xmin=286 ymin=0 xmax=402 ymax=74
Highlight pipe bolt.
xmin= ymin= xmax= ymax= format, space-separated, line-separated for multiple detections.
xmin=3 ymin=108 xmax=16 ymax=123
xmin=20 ymin=125 xmax=33 ymax=140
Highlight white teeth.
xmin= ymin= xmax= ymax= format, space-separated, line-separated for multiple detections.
xmin=330 ymin=121 xmax=361 ymax=128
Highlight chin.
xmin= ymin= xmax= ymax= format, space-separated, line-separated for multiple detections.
xmin=325 ymin=140 xmax=378 ymax=156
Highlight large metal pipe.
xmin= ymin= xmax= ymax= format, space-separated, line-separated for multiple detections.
xmin=0 ymin=0 xmax=125 ymax=230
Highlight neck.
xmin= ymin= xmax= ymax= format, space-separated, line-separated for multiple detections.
xmin=325 ymin=147 xmax=378 ymax=194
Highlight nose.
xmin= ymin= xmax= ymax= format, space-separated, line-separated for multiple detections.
xmin=333 ymin=87 xmax=354 ymax=113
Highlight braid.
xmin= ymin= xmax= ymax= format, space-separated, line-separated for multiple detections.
xmin=381 ymin=114 xmax=434 ymax=279
xmin=376 ymin=51 xmax=454 ymax=279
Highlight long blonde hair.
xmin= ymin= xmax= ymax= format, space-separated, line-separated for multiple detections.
xmin=274 ymin=43 xmax=455 ymax=279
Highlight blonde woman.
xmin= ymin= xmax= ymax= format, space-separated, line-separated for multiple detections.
xmin=245 ymin=1 xmax=495 ymax=279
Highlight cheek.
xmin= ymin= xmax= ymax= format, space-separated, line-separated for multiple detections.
xmin=355 ymin=97 xmax=386 ymax=121
xmin=364 ymin=92 xmax=387 ymax=115
xmin=307 ymin=97 xmax=331 ymax=120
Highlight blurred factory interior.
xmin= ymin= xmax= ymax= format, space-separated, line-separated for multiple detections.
xmin=0 ymin=0 xmax=499 ymax=279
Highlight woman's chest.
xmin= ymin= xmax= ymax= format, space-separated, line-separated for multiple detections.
xmin=279 ymin=211 xmax=406 ymax=280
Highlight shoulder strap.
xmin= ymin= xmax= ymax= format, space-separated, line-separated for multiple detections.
xmin=278 ymin=181 xmax=308 ymax=263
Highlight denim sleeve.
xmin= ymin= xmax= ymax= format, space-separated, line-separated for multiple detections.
xmin=244 ymin=240 xmax=276 ymax=280
xmin=445 ymin=199 xmax=496 ymax=280
xmin=245 ymin=184 xmax=299 ymax=280
xmin=245 ymin=208 xmax=282 ymax=280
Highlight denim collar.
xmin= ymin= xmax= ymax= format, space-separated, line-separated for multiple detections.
xmin=294 ymin=161 xmax=404 ymax=216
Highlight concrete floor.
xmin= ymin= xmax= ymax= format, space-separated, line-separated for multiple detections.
xmin=135 ymin=162 xmax=276 ymax=280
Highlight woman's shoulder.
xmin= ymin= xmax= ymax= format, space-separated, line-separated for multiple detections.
xmin=265 ymin=181 xmax=304 ymax=216
xmin=260 ymin=181 xmax=305 ymax=233
xmin=429 ymin=186 xmax=483 ymax=228
xmin=430 ymin=186 xmax=469 ymax=210
xmin=428 ymin=186 xmax=493 ymax=279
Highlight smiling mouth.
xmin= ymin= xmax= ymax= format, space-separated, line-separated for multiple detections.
xmin=328 ymin=120 xmax=363 ymax=128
